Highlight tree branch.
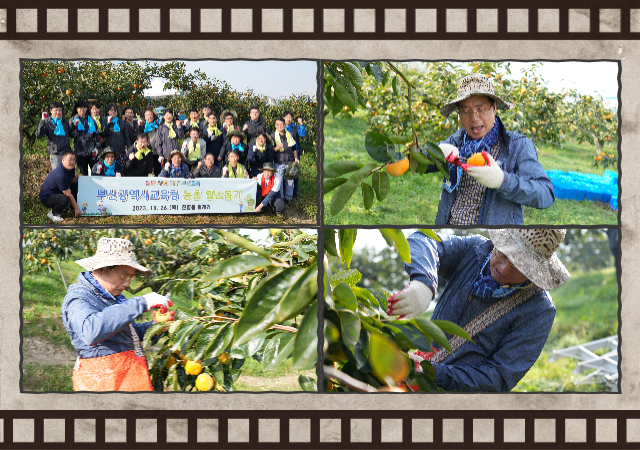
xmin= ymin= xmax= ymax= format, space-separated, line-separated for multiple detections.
xmin=323 ymin=365 xmax=378 ymax=392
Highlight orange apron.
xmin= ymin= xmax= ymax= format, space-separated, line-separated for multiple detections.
xmin=72 ymin=349 xmax=153 ymax=392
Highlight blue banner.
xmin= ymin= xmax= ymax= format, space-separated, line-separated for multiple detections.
xmin=77 ymin=176 xmax=258 ymax=216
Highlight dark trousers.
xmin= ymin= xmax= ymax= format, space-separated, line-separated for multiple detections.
xmin=153 ymin=158 xmax=164 ymax=176
xmin=76 ymin=154 xmax=92 ymax=176
xmin=41 ymin=194 xmax=70 ymax=215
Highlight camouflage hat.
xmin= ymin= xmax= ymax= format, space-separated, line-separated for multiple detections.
xmin=284 ymin=162 xmax=300 ymax=180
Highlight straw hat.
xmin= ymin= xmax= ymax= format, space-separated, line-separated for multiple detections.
xmin=440 ymin=73 xmax=513 ymax=118
xmin=489 ymin=229 xmax=570 ymax=290
xmin=75 ymin=237 xmax=151 ymax=275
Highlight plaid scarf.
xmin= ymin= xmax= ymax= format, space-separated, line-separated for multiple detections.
xmin=443 ymin=116 xmax=500 ymax=193
xmin=470 ymin=252 xmax=531 ymax=300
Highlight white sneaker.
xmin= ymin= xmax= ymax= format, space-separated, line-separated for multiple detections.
xmin=47 ymin=211 xmax=64 ymax=223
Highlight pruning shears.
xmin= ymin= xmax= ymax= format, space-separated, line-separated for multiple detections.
xmin=446 ymin=150 xmax=491 ymax=172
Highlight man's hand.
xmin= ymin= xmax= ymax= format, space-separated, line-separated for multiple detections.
xmin=164 ymin=162 xmax=170 ymax=171
xmin=143 ymin=292 xmax=173 ymax=313
xmin=129 ymin=152 xmax=135 ymax=160
xmin=197 ymin=161 xmax=202 ymax=168
xmin=386 ymin=280 xmax=434 ymax=320
xmin=255 ymin=204 xmax=263 ymax=213
xmin=158 ymin=156 xmax=164 ymax=164
xmin=295 ymin=158 xmax=300 ymax=165
xmin=297 ymin=117 xmax=303 ymax=125
xmin=466 ymin=153 xmax=504 ymax=189
xmin=92 ymin=149 xmax=98 ymax=158
xmin=222 ymin=166 xmax=228 ymax=175
xmin=107 ymin=116 xmax=112 ymax=124
xmin=243 ymin=124 xmax=248 ymax=131
xmin=439 ymin=143 xmax=459 ymax=163
xmin=74 ymin=206 xmax=82 ymax=217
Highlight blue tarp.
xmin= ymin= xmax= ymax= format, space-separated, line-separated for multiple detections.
xmin=546 ymin=169 xmax=618 ymax=211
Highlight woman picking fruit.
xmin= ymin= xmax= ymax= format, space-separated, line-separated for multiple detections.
xmin=62 ymin=237 xmax=174 ymax=391
xmin=433 ymin=74 xmax=554 ymax=225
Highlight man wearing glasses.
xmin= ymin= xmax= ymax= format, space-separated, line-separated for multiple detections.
xmin=431 ymin=73 xmax=554 ymax=225
xmin=387 ymin=229 xmax=570 ymax=392
xmin=62 ymin=237 xmax=174 ymax=391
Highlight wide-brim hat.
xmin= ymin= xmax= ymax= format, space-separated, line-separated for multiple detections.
xmin=225 ymin=129 xmax=246 ymax=142
xmin=259 ymin=162 xmax=275 ymax=172
xmin=221 ymin=109 xmax=237 ymax=121
xmin=440 ymin=73 xmax=512 ymax=118
xmin=75 ymin=237 xmax=151 ymax=275
xmin=98 ymin=146 xmax=116 ymax=159
xmin=168 ymin=149 xmax=184 ymax=162
xmin=489 ymin=229 xmax=570 ymax=290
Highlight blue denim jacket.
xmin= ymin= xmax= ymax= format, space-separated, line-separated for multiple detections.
xmin=405 ymin=231 xmax=556 ymax=391
xmin=61 ymin=273 xmax=152 ymax=359
xmin=433 ymin=117 xmax=554 ymax=225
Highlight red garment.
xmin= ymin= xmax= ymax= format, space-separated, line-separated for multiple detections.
xmin=261 ymin=174 xmax=275 ymax=196
xmin=72 ymin=350 xmax=153 ymax=391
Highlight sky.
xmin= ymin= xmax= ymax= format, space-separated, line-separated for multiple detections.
xmin=144 ymin=60 xmax=317 ymax=99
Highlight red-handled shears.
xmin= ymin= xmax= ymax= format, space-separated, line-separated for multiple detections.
xmin=446 ymin=150 xmax=491 ymax=172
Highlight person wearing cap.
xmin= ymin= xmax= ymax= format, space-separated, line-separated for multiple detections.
xmin=102 ymin=103 xmax=128 ymax=167
xmin=222 ymin=148 xmax=249 ymax=179
xmin=39 ymin=149 xmax=80 ymax=222
xmin=91 ymin=146 xmax=124 ymax=177
xmin=155 ymin=108 xmax=185 ymax=170
xmin=202 ymin=112 xmax=224 ymax=168
xmin=181 ymin=126 xmax=206 ymax=173
xmin=272 ymin=117 xmax=299 ymax=205
xmin=193 ymin=152 xmax=222 ymax=178
xmin=62 ymin=237 xmax=174 ymax=391
xmin=247 ymin=131 xmax=275 ymax=178
xmin=220 ymin=129 xmax=248 ymax=166
xmin=159 ymin=149 xmax=191 ymax=179
xmin=254 ymin=162 xmax=285 ymax=215
xmin=431 ymin=73 xmax=554 ymax=225
xmin=124 ymin=133 xmax=154 ymax=177
xmin=36 ymin=101 xmax=72 ymax=170
xmin=182 ymin=108 xmax=205 ymax=134
xmin=69 ymin=100 xmax=101 ymax=176
xmin=387 ymin=229 xmax=570 ymax=392
xmin=242 ymin=105 xmax=269 ymax=145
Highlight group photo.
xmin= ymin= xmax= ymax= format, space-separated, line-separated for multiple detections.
xmin=22 ymin=60 xmax=318 ymax=225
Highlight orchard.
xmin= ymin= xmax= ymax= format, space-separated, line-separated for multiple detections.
xmin=323 ymin=61 xmax=618 ymax=216
xmin=23 ymin=228 xmax=319 ymax=392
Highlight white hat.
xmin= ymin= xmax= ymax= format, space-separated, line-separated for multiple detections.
xmin=489 ymin=229 xmax=570 ymax=290
xmin=75 ymin=237 xmax=151 ymax=275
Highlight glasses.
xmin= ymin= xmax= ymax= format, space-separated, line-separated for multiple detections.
xmin=459 ymin=106 xmax=493 ymax=118
xmin=492 ymin=248 xmax=522 ymax=274
xmin=111 ymin=269 xmax=136 ymax=282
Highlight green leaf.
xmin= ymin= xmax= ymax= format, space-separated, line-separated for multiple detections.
xmin=379 ymin=229 xmax=411 ymax=264
xmin=341 ymin=62 xmax=364 ymax=89
xmin=411 ymin=317 xmax=452 ymax=353
xmin=230 ymin=332 xmax=267 ymax=359
xmin=392 ymin=75 xmax=401 ymax=96
xmin=262 ymin=332 xmax=296 ymax=370
xmin=204 ymin=323 xmax=234 ymax=360
xmin=170 ymin=320 xmax=200 ymax=353
xmin=365 ymin=131 xmax=394 ymax=163
xmin=353 ymin=328 xmax=370 ymax=370
xmin=324 ymin=229 xmax=338 ymax=257
xmin=291 ymin=301 xmax=319 ymax=369
xmin=174 ymin=307 xmax=198 ymax=321
xmin=381 ymin=68 xmax=391 ymax=86
xmin=415 ymin=372 xmax=439 ymax=392
xmin=324 ymin=161 xmax=363 ymax=179
xmin=204 ymin=254 xmax=273 ymax=281
xmin=333 ymin=281 xmax=358 ymax=311
xmin=142 ymin=322 xmax=170 ymax=347
xmin=330 ymin=269 xmax=362 ymax=288
xmin=338 ymin=309 xmax=361 ymax=353
xmin=434 ymin=159 xmax=449 ymax=178
xmin=369 ymin=288 xmax=390 ymax=310
xmin=216 ymin=230 xmax=270 ymax=257
xmin=199 ymin=296 xmax=216 ymax=316
xmin=233 ymin=266 xmax=305 ymax=346
xmin=371 ymin=171 xmax=390 ymax=202
xmin=330 ymin=164 xmax=378 ymax=216
xmin=299 ymin=375 xmax=318 ymax=392
xmin=418 ymin=229 xmax=442 ymax=242
xmin=389 ymin=135 xmax=413 ymax=144
xmin=212 ymin=362 xmax=224 ymax=386
xmin=325 ymin=67 xmax=356 ymax=112
xmin=338 ymin=229 xmax=357 ymax=268
xmin=420 ymin=360 xmax=437 ymax=380
xmin=194 ymin=324 xmax=226 ymax=360
xmin=352 ymin=287 xmax=379 ymax=311
xmin=411 ymin=150 xmax=430 ymax=165
xmin=362 ymin=183 xmax=375 ymax=210
xmin=388 ymin=322 xmax=434 ymax=352
xmin=423 ymin=141 xmax=446 ymax=163
xmin=368 ymin=330 xmax=410 ymax=384
xmin=432 ymin=320 xmax=474 ymax=343
xmin=368 ymin=63 xmax=383 ymax=83
xmin=273 ymin=263 xmax=318 ymax=323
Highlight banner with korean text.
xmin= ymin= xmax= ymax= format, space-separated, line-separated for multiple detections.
xmin=78 ymin=176 xmax=258 ymax=215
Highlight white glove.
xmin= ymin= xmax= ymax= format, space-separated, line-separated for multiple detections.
xmin=222 ymin=166 xmax=228 ymax=174
xmin=148 ymin=173 xmax=154 ymax=177
xmin=96 ymin=165 xmax=102 ymax=174
xmin=129 ymin=152 xmax=135 ymax=160
xmin=164 ymin=162 xmax=170 ymax=171
xmin=387 ymin=280 xmax=434 ymax=320
xmin=41 ymin=112 xmax=49 ymax=120
xmin=107 ymin=116 xmax=112 ymax=123
xmin=408 ymin=352 xmax=425 ymax=373
xmin=92 ymin=149 xmax=98 ymax=158
xmin=115 ymin=172 xmax=121 ymax=177
xmin=158 ymin=156 xmax=164 ymax=164
xmin=438 ymin=143 xmax=459 ymax=163
xmin=142 ymin=292 xmax=173 ymax=313
xmin=466 ymin=153 xmax=504 ymax=189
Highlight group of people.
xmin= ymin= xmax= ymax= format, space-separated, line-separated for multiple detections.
xmin=37 ymin=101 xmax=307 ymax=221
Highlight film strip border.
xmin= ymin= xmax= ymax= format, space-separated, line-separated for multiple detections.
xmin=0 ymin=410 xmax=639 ymax=448
xmin=1 ymin=2 xmax=640 ymax=40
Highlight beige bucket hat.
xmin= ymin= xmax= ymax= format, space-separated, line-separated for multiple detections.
xmin=488 ymin=229 xmax=570 ymax=290
xmin=440 ymin=73 xmax=513 ymax=118
xmin=75 ymin=237 xmax=152 ymax=275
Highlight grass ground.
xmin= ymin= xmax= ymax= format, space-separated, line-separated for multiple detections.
xmin=323 ymin=114 xmax=618 ymax=225
xmin=23 ymin=140 xmax=317 ymax=225
xmin=21 ymin=257 xmax=314 ymax=392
